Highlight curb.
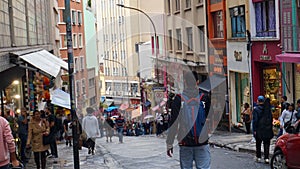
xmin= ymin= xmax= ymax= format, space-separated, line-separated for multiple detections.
xmin=209 ymin=142 xmax=274 ymax=156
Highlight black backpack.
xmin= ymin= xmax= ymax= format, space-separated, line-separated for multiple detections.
xmin=257 ymin=98 xmax=274 ymax=141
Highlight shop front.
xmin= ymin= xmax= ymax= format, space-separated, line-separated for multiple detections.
xmin=252 ymin=41 xmax=282 ymax=118
xmin=227 ymin=41 xmax=250 ymax=124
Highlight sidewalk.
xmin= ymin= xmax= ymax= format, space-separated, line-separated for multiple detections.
xmin=25 ymin=141 xmax=109 ymax=169
xmin=209 ymin=130 xmax=276 ymax=156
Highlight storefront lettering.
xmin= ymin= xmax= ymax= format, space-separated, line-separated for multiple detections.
xmin=260 ymin=55 xmax=272 ymax=61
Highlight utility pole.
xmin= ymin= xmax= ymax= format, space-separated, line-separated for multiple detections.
xmin=64 ymin=0 xmax=80 ymax=168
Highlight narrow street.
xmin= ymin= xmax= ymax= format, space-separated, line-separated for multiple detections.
xmin=25 ymin=134 xmax=271 ymax=169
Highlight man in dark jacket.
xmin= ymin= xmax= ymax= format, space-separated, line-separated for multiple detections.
xmin=252 ymin=96 xmax=273 ymax=164
xmin=166 ymin=71 xmax=210 ymax=169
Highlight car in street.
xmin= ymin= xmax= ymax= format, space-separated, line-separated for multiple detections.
xmin=271 ymin=126 xmax=300 ymax=169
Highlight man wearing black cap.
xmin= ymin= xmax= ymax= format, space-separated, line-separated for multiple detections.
xmin=252 ymin=96 xmax=274 ymax=164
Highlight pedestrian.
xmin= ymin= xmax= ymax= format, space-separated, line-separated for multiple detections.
xmin=26 ymin=110 xmax=50 ymax=169
xmin=104 ymin=116 xmax=114 ymax=142
xmin=82 ymin=107 xmax=100 ymax=155
xmin=17 ymin=107 xmax=29 ymax=163
xmin=252 ymin=96 xmax=274 ymax=164
xmin=241 ymin=103 xmax=251 ymax=134
xmin=0 ymin=116 xmax=20 ymax=169
xmin=277 ymin=96 xmax=289 ymax=137
xmin=45 ymin=108 xmax=58 ymax=158
xmin=63 ymin=114 xmax=72 ymax=147
xmin=279 ymin=103 xmax=297 ymax=134
xmin=115 ymin=113 xmax=125 ymax=143
xmin=166 ymin=71 xmax=210 ymax=169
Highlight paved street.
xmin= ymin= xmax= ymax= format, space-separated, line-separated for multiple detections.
xmin=25 ymin=131 xmax=275 ymax=169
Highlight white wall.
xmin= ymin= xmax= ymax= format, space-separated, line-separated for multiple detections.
xmin=227 ymin=42 xmax=250 ymax=73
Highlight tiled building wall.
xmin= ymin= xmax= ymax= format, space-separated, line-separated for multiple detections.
xmin=13 ymin=0 xmax=27 ymax=46
xmin=0 ymin=0 xmax=51 ymax=48
xmin=27 ymin=0 xmax=37 ymax=45
xmin=0 ymin=0 xmax=11 ymax=47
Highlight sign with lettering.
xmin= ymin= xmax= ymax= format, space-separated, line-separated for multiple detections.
xmin=260 ymin=55 xmax=272 ymax=61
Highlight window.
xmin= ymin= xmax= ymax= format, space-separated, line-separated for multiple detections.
xmin=210 ymin=0 xmax=221 ymax=4
xmin=186 ymin=0 xmax=191 ymax=8
xmin=176 ymin=29 xmax=182 ymax=50
xmin=76 ymin=80 xmax=80 ymax=95
xmin=82 ymin=79 xmax=86 ymax=94
xmin=167 ymin=0 xmax=171 ymax=14
xmin=78 ymin=34 xmax=83 ymax=47
xmin=254 ymin=0 xmax=276 ymax=37
xmin=212 ymin=11 xmax=224 ymax=38
xmin=60 ymin=34 xmax=67 ymax=48
xmin=78 ymin=11 xmax=82 ymax=25
xmin=186 ymin=27 xmax=193 ymax=51
xmin=198 ymin=26 xmax=205 ymax=52
xmin=230 ymin=6 xmax=246 ymax=38
xmin=73 ymin=34 xmax=77 ymax=48
xmin=90 ymin=97 xmax=96 ymax=105
xmin=175 ymin=0 xmax=180 ymax=11
xmin=168 ymin=30 xmax=173 ymax=50
xmin=89 ymin=78 xmax=95 ymax=87
xmin=80 ymin=57 xmax=84 ymax=70
xmin=56 ymin=10 xmax=60 ymax=24
xmin=72 ymin=10 xmax=77 ymax=24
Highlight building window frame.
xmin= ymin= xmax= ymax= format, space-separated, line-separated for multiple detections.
xmin=230 ymin=5 xmax=246 ymax=38
xmin=254 ymin=0 xmax=276 ymax=37
xmin=168 ymin=30 xmax=173 ymax=50
xmin=175 ymin=0 xmax=180 ymax=12
xmin=198 ymin=26 xmax=205 ymax=52
xmin=72 ymin=33 xmax=77 ymax=48
xmin=78 ymin=33 xmax=83 ymax=48
xmin=71 ymin=9 xmax=77 ymax=25
xmin=176 ymin=28 xmax=182 ymax=50
xmin=212 ymin=10 xmax=224 ymax=38
xmin=186 ymin=27 xmax=193 ymax=51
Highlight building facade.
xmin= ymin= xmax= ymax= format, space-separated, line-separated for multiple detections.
xmin=164 ymin=0 xmax=208 ymax=92
xmin=58 ymin=0 xmax=89 ymax=114
xmin=0 ymin=0 xmax=66 ymax=114
xmin=226 ymin=0 xmax=250 ymax=124
xmin=277 ymin=0 xmax=300 ymax=103
xmin=83 ymin=0 xmax=99 ymax=109
xmin=249 ymin=0 xmax=282 ymax=114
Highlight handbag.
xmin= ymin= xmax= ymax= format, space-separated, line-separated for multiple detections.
xmin=284 ymin=112 xmax=294 ymax=130
xmin=43 ymin=132 xmax=55 ymax=145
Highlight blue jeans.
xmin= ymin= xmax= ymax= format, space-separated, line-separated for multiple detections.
xmin=0 ymin=164 xmax=9 ymax=169
xmin=117 ymin=128 xmax=124 ymax=143
xmin=179 ymin=144 xmax=211 ymax=169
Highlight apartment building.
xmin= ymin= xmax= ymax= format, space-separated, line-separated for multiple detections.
xmin=0 ymin=0 xmax=65 ymax=113
xmin=164 ymin=0 xmax=208 ymax=92
xmin=97 ymin=0 xmax=141 ymax=107
xmin=58 ymin=0 xmax=89 ymax=114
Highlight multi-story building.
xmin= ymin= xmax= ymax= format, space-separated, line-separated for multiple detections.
xmin=164 ymin=0 xmax=208 ymax=91
xmin=0 ymin=0 xmax=65 ymax=113
xmin=226 ymin=0 xmax=251 ymax=125
xmin=83 ymin=0 xmax=99 ymax=109
xmin=276 ymin=0 xmax=300 ymax=103
xmin=58 ymin=0 xmax=88 ymax=114
xmin=249 ymin=0 xmax=281 ymax=108
xmin=97 ymin=0 xmax=145 ymax=108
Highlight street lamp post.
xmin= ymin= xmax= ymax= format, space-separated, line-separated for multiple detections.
xmin=116 ymin=4 xmax=159 ymax=83
xmin=64 ymin=0 xmax=79 ymax=168
xmin=103 ymin=58 xmax=129 ymax=103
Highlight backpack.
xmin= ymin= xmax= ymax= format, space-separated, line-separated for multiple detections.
xmin=257 ymin=98 xmax=274 ymax=141
xmin=180 ymin=93 xmax=205 ymax=144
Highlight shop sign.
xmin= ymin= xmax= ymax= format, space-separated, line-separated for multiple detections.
xmin=260 ymin=55 xmax=272 ymax=61
xmin=234 ymin=50 xmax=242 ymax=61
xmin=260 ymin=43 xmax=272 ymax=61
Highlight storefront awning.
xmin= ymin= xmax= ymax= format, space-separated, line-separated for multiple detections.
xmin=50 ymin=89 xmax=70 ymax=109
xmin=198 ymin=75 xmax=226 ymax=92
xmin=10 ymin=49 xmax=68 ymax=77
xmin=275 ymin=53 xmax=300 ymax=63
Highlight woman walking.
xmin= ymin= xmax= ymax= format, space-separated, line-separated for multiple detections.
xmin=26 ymin=110 xmax=50 ymax=169
xmin=241 ymin=103 xmax=252 ymax=134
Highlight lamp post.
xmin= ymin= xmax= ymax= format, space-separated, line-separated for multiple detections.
xmin=103 ymin=58 xmax=129 ymax=103
xmin=64 ymin=0 xmax=79 ymax=168
xmin=116 ymin=4 xmax=159 ymax=83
